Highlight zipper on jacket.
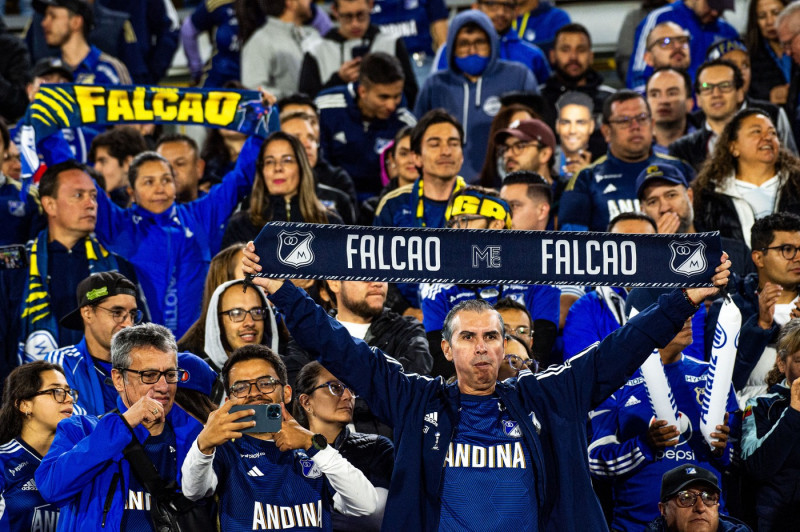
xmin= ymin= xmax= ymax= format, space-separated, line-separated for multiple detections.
xmin=101 ymin=472 xmax=120 ymax=527
xmin=285 ymin=197 xmax=292 ymax=222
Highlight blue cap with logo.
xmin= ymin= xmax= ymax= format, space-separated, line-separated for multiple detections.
xmin=635 ymin=163 xmax=690 ymax=199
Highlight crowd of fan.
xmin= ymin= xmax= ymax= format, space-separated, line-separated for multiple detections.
xmin=0 ymin=0 xmax=800 ymax=530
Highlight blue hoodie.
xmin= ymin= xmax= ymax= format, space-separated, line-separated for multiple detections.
xmin=414 ymin=10 xmax=537 ymax=182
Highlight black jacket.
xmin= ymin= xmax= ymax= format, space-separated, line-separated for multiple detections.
xmin=668 ymin=128 xmax=713 ymax=173
xmin=283 ymin=307 xmax=431 ymax=439
xmin=314 ymin=156 xmax=357 ymax=207
xmin=749 ymin=41 xmax=788 ymax=103
xmin=0 ymin=20 xmax=31 ymax=123
xmin=221 ymin=195 xmax=343 ymax=248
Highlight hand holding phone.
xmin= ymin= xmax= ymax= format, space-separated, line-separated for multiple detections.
xmin=230 ymin=403 xmax=282 ymax=434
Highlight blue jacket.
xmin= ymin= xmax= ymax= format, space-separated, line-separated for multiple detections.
xmin=559 ymin=151 xmax=695 ymax=232
xmin=512 ymin=1 xmax=570 ymax=54
xmin=414 ymin=10 xmax=537 ymax=181
xmin=627 ymin=0 xmax=739 ymax=91
xmin=0 ymin=173 xmax=43 ymax=246
xmin=36 ymin=396 xmax=202 ymax=532
xmin=92 ymin=135 xmax=259 ymax=338
xmin=70 ymin=45 xmax=131 ymax=85
xmin=269 ymin=281 xmax=700 ymax=531
xmin=433 ymin=29 xmax=550 ymax=88
xmin=316 ymin=83 xmax=417 ymax=197
xmin=740 ymin=381 xmax=800 ymax=531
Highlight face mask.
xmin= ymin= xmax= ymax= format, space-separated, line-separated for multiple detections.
xmin=454 ymin=54 xmax=490 ymax=77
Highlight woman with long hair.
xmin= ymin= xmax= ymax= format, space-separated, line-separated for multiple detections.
xmin=477 ymin=103 xmax=537 ymax=189
xmin=222 ymin=131 xmax=341 ymax=248
xmin=741 ymin=318 xmax=800 ymax=530
xmin=692 ymin=108 xmax=800 ymax=248
xmin=744 ymin=0 xmax=791 ymax=104
xmin=293 ymin=362 xmax=393 ymax=531
xmin=0 ymin=361 xmax=76 ymax=530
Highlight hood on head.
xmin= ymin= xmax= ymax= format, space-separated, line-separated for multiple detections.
xmin=446 ymin=9 xmax=499 ymax=75
xmin=204 ymin=279 xmax=278 ymax=370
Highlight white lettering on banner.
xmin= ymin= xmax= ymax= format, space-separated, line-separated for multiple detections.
xmin=346 ymin=235 xmax=441 ymax=271
xmin=541 ymin=239 xmax=637 ymax=276
xmin=443 ymin=442 xmax=526 ymax=468
xmin=252 ymin=501 xmax=322 ymax=530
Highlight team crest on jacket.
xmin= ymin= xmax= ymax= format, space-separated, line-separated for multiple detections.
xmin=668 ymin=241 xmax=706 ymax=277
xmin=300 ymin=459 xmax=322 ymax=478
xmin=502 ymin=420 xmax=522 ymax=438
xmin=277 ymin=231 xmax=315 ymax=268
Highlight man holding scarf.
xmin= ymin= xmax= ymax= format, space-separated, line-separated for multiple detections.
xmin=0 ymin=160 xmax=139 ymax=386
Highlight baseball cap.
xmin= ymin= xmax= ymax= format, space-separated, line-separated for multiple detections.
xmin=635 ymin=164 xmax=689 ymax=200
xmin=706 ymin=39 xmax=747 ymax=61
xmin=32 ymin=57 xmax=74 ymax=82
xmin=707 ymin=0 xmax=735 ymax=12
xmin=33 ymin=0 xmax=94 ymax=28
xmin=495 ymin=119 xmax=556 ymax=151
xmin=177 ymin=352 xmax=218 ymax=396
xmin=555 ymin=91 xmax=595 ymax=114
xmin=60 ymin=272 xmax=138 ymax=330
xmin=660 ymin=464 xmax=720 ymax=502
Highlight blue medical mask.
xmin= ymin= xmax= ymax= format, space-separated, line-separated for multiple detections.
xmin=454 ymin=54 xmax=490 ymax=76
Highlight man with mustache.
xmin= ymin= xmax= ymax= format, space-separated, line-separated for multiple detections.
xmin=538 ymin=23 xmax=615 ymax=161
xmin=559 ymin=90 xmax=695 ymax=232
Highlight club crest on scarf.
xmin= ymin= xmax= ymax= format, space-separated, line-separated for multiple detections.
xmin=277 ymin=231 xmax=315 ymax=268
xmin=669 ymin=241 xmax=707 ymax=277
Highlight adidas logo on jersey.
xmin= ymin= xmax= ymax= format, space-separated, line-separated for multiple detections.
xmin=21 ymin=478 xmax=37 ymax=491
xmin=247 ymin=466 xmax=265 ymax=477
xmin=424 ymin=412 xmax=438 ymax=427
xmin=334 ymin=132 xmax=347 ymax=144
xmin=624 ymin=396 xmax=641 ymax=407
xmin=603 ymin=184 xmax=618 ymax=195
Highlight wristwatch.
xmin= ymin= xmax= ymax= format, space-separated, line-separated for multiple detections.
xmin=310 ymin=433 xmax=328 ymax=451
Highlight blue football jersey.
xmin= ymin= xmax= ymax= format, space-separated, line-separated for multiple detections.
xmin=213 ymin=435 xmax=335 ymax=531
xmin=439 ymin=394 xmax=537 ymax=531
xmin=0 ymin=438 xmax=60 ymax=532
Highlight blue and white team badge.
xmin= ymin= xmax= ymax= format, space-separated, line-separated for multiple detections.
xmin=686 ymin=467 xmax=697 ymax=474
xmin=23 ymin=330 xmax=58 ymax=363
xmin=277 ymin=231 xmax=315 ymax=268
xmin=669 ymin=241 xmax=707 ymax=277
xmin=502 ymin=420 xmax=522 ymax=438
xmin=8 ymin=200 xmax=26 ymax=217
xmin=300 ymin=459 xmax=322 ymax=479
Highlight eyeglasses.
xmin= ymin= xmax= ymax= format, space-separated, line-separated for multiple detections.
xmin=696 ymin=80 xmax=735 ymax=95
xmin=219 ymin=307 xmax=268 ymax=322
xmin=672 ymin=490 xmax=720 ymax=509
xmin=94 ymin=306 xmax=143 ymax=325
xmin=607 ymin=113 xmax=651 ymax=129
xmin=262 ymin=155 xmax=297 ymax=171
xmin=761 ymin=244 xmax=800 ymax=260
xmin=647 ymin=35 xmax=690 ymax=50
xmin=498 ymin=141 xmax=540 ymax=157
xmin=479 ymin=0 xmax=516 ymax=11
xmin=455 ymin=37 xmax=490 ymax=54
xmin=338 ymin=10 xmax=369 ymax=23
xmin=310 ymin=380 xmax=355 ymax=397
xmin=504 ymin=354 xmax=538 ymax=373
xmin=447 ymin=214 xmax=488 ymax=228
xmin=28 ymin=387 xmax=79 ymax=403
xmin=509 ymin=325 xmax=533 ymax=338
xmin=229 ymin=376 xmax=284 ymax=398
xmin=118 ymin=368 xmax=186 ymax=384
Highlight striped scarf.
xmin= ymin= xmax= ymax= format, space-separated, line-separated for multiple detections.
xmin=18 ymin=230 xmax=118 ymax=364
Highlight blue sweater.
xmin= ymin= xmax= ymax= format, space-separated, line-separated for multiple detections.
xmin=270 ymin=282 xmax=700 ymax=531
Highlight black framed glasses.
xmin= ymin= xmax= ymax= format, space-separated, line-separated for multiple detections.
xmin=761 ymin=244 xmax=800 ymax=261
xmin=94 ymin=306 xmax=143 ymax=325
xmin=219 ymin=307 xmax=268 ymax=322
xmin=28 ymin=387 xmax=79 ymax=403
xmin=696 ymin=80 xmax=735 ymax=95
xmin=607 ymin=113 xmax=651 ymax=129
xmin=504 ymin=354 xmax=538 ymax=373
xmin=672 ymin=490 xmax=720 ymax=509
xmin=119 ymin=368 xmax=185 ymax=384
xmin=310 ymin=380 xmax=355 ymax=397
xmin=229 ymin=376 xmax=284 ymax=398
xmin=498 ymin=141 xmax=540 ymax=157
xmin=509 ymin=325 xmax=533 ymax=338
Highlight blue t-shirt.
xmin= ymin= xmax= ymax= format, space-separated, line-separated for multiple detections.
xmin=0 ymin=438 xmax=60 ymax=532
xmin=213 ymin=435 xmax=334 ymax=531
xmin=512 ymin=1 xmax=570 ymax=55
xmin=439 ymin=394 xmax=537 ymax=531
xmin=121 ymin=423 xmax=178 ymax=531
xmin=371 ymin=0 xmax=449 ymax=55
